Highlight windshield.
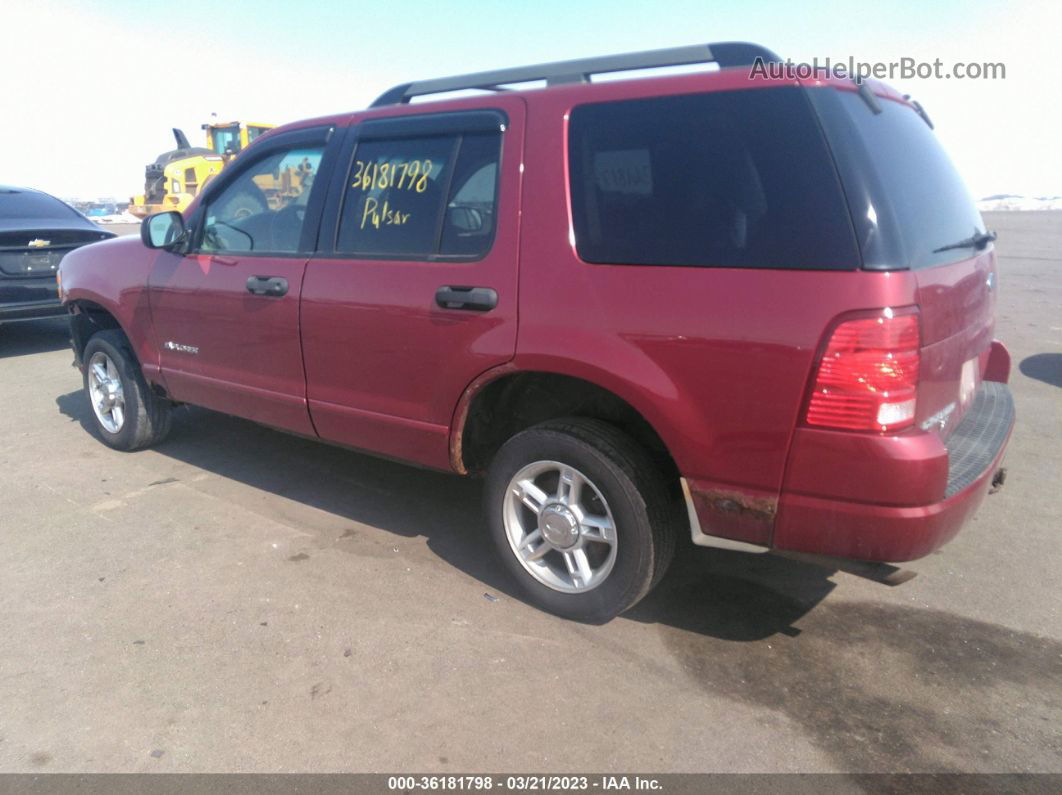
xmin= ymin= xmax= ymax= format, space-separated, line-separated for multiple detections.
xmin=0 ymin=190 xmax=81 ymax=220
xmin=810 ymin=87 xmax=985 ymax=270
xmin=211 ymin=125 xmax=241 ymax=155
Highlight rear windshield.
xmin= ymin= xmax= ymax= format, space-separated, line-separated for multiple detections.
xmin=0 ymin=190 xmax=81 ymax=221
xmin=568 ymin=87 xmax=859 ymax=269
xmin=809 ymin=88 xmax=985 ymax=270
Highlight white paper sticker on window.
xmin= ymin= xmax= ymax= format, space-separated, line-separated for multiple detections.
xmin=594 ymin=149 xmax=652 ymax=195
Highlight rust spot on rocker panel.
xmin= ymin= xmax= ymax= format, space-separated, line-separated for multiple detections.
xmin=697 ymin=488 xmax=778 ymax=522
xmin=689 ymin=485 xmax=778 ymax=545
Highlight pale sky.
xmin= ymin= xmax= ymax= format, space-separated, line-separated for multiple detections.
xmin=2 ymin=0 xmax=1058 ymax=201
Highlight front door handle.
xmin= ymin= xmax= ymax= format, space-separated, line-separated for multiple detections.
xmin=435 ymin=285 xmax=497 ymax=312
xmin=246 ymin=275 xmax=288 ymax=297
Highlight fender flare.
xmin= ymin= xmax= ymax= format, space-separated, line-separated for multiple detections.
xmin=447 ymin=355 xmax=702 ymax=475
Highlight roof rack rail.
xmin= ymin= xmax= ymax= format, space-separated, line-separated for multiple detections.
xmin=370 ymin=42 xmax=781 ymax=107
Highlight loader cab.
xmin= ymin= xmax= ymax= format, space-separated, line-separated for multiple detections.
xmin=204 ymin=122 xmax=275 ymax=160
xmin=208 ymin=124 xmax=241 ymax=157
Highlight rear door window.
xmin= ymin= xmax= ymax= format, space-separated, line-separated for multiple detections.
xmin=336 ymin=131 xmax=501 ymax=260
xmin=568 ymin=87 xmax=859 ymax=269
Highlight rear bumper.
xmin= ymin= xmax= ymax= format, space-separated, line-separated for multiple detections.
xmin=1 ymin=274 xmax=63 ymax=321
xmin=772 ymin=381 xmax=1015 ymax=562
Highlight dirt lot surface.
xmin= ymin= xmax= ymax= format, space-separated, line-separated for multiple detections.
xmin=0 ymin=212 xmax=1059 ymax=773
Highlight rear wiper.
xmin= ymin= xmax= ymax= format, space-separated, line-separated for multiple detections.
xmin=933 ymin=229 xmax=997 ymax=254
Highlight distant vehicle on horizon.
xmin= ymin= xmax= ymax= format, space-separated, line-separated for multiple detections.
xmin=977 ymin=194 xmax=1062 ymax=211
xmin=84 ymin=203 xmax=118 ymax=218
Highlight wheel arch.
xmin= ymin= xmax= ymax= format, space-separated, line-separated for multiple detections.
xmin=451 ymin=364 xmax=685 ymax=496
xmin=67 ymin=299 xmax=126 ymax=367
xmin=64 ymin=285 xmax=164 ymax=390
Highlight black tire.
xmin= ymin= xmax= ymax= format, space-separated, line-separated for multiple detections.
xmin=484 ymin=418 xmax=677 ymax=622
xmin=82 ymin=329 xmax=172 ymax=451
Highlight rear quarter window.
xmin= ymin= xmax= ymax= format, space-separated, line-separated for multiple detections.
xmin=567 ymin=87 xmax=859 ymax=269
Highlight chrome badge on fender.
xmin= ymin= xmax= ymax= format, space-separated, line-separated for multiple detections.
xmin=164 ymin=341 xmax=199 ymax=355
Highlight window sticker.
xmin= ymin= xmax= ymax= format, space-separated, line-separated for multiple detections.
xmin=593 ymin=149 xmax=653 ymax=195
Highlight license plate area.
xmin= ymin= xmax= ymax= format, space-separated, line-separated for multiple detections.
xmin=0 ymin=250 xmax=64 ymax=277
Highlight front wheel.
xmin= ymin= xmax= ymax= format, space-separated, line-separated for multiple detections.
xmin=484 ymin=418 xmax=676 ymax=622
xmin=82 ymin=330 xmax=172 ymax=451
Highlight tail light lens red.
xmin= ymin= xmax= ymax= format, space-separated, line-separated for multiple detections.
xmin=806 ymin=310 xmax=921 ymax=432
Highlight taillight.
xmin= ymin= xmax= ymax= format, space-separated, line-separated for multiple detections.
xmin=806 ymin=310 xmax=920 ymax=432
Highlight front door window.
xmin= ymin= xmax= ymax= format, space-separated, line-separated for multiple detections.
xmin=199 ymin=147 xmax=324 ymax=255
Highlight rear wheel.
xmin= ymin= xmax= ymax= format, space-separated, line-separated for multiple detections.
xmin=82 ymin=330 xmax=172 ymax=451
xmin=484 ymin=418 xmax=676 ymax=622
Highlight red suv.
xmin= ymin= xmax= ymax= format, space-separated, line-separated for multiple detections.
xmin=60 ymin=43 xmax=1014 ymax=621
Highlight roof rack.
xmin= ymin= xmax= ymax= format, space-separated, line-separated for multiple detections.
xmin=370 ymin=42 xmax=781 ymax=107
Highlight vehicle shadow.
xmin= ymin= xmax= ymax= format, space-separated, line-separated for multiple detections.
xmin=55 ymin=389 xmax=834 ymax=637
xmin=624 ymin=543 xmax=835 ymax=639
xmin=0 ymin=317 xmax=70 ymax=359
xmin=1019 ymin=352 xmax=1062 ymax=388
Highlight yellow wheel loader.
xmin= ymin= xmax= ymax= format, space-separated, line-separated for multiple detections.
xmin=129 ymin=121 xmax=275 ymax=218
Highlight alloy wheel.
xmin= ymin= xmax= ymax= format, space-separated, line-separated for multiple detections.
xmin=503 ymin=460 xmax=618 ymax=593
xmin=87 ymin=351 xmax=125 ymax=434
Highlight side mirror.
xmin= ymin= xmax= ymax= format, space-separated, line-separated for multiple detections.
xmin=141 ymin=211 xmax=186 ymax=249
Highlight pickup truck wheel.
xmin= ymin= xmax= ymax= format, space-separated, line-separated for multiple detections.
xmin=82 ymin=330 xmax=172 ymax=451
xmin=484 ymin=418 xmax=676 ymax=622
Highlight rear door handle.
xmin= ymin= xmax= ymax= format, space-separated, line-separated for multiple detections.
xmin=435 ymin=285 xmax=497 ymax=312
xmin=246 ymin=275 xmax=288 ymax=297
